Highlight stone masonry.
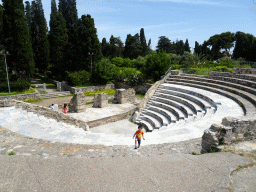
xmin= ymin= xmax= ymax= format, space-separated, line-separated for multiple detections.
xmin=113 ymin=88 xmax=135 ymax=104
xmin=69 ymin=92 xmax=86 ymax=113
xmin=93 ymin=93 xmax=108 ymax=108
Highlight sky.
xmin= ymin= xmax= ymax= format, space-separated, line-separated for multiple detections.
xmin=1 ymin=0 xmax=256 ymax=51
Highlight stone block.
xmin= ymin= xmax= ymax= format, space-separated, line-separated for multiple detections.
xmin=93 ymin=93 xmax=108 ymax=108
xmin=69 ymin=92 xmax=86 ymax=113
xmin=113 ymin=88 xmax=135 ymax=104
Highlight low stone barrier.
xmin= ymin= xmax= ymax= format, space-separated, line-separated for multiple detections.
xmin=69 ymin=92 xmax=86 ymax=113
xmin=209 ymin=71 xmax=233 ymax=77
xmin=0 ymin=92 xmax=40 ymax=101
xmin=233 ymin=68 xmax=256 ymax=75
xmin=201 ymin=116 xmax=256 ymax=153
xmin=11 ymin=99 xmax=89 ymax=131
xmin=115 ymin=82 xmax=152 ymax=94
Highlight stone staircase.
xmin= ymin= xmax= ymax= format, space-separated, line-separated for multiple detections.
xmin=137 ymin=71 xmax=256 ymax=132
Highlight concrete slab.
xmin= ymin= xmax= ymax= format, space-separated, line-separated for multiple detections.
xmin=0 ymin=152 xmax=252 ymax=192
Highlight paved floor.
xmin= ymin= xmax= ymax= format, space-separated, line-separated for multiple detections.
xmin=0 ymin=152 xmax=255 ymax=192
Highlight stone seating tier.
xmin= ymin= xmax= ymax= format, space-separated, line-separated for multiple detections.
xmin=167 ymin=77 xmax=256 ymax=112
xmin=169 ymin=75 xmax=256 ymax=97
xmin=154 ymin=91 xmax=202 ymax=114
xmin=146 ymin=106 xmax=173 ymax=123
xmin=165 ymin=81 xmax=255 ymax=116
xmin=142 ymin=109 xmax=168 ymax=126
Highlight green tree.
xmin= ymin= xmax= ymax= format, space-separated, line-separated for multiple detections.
xmin=140 ymin=28 xmax=148 ymax=56
xmin=109 ymin=35 xmax=123 ymax=58
xmin=194 ymin=41 xmax=201 ymax=55
xmin=58 ymin=0 xmax=78 ymax=70
xmin=48 ymin=0 xmax=68 ymax=78
xmin=142 ymin=50 xmax=171 ymax=81
xmin=101 ymin=37 xmax=110 ymax=57
xmin=24 ymin=1 xmax=32 ymax=38
xmin=184 ymin=39 xmax=190 ymax=53
xmin=76 ymin=14 xmax=102 ymax=71
xmin=92 ymin=58 xmax=116 ymax=84
xmin=0 ymin=5 xmax=3 ymax=45
xmin=175 ymin=39 xmax=185 ymax=55
xmin=30 ymin=0 xmax=49 ymax=74
xmin=156 ymin=36 xmax=172 ymax=53
xmin=123 ymin=33 xmax=141 ymax=59
xmin=2 ymin=0 xmax=34 ymax=75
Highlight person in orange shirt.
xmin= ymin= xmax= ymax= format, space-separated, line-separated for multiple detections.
xmin=133 ymin=124 xmax=145 ymax=149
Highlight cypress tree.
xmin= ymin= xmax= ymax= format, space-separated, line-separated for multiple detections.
xmin=30 ymin=0 xmax=49 ymax=74
xmin=184 ymin=39 xmax=190 ymax=53
xmin=194 ymin=41 xmax=201 ymax=54
xmin=24 ymin=1 xmax=32 ymax=38
xmin=49 ymin=0 xmax=68 ymax=77
xmin=123 ymin=33 xmax=142 ymax=59
xmin=140 ymin=28 xmax=147 ymax=56
xmin=2 ymin=0 xmax=34 ymax=75
xmin=0 ymin=5 xmax=4 ymax=45
xmin=101 ymin=37 xmax=110 ymax=58
xmin=58 ymin=0 xmax=78 ymax=69
xmin=76 ymin=14 xmax=102 ymax=72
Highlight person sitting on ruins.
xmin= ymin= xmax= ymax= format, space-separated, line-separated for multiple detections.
xmin=63 ymin=103 xmax=68 ymax=114
xmin=50 ymin=104 xmax=54 ymax=109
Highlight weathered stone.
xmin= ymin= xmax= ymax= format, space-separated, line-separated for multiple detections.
xmin=201 ymin=129 xmax=219 ymax=152
xmin=130 ymin=111 xmax=139 ymax=122
xmin=68 ymin=92 xmax=86 ymax=113
xmin=113 ymin=88 xmax=135 ymax=104
xmin=209 ymin=124 xmax=223 ymax=132
xmin=236 ymin=134 xmax=244 ymax=141
xmin=93 ymin=93 xmax=108 ymax=108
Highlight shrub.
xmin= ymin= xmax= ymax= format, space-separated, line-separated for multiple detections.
xmin=66 ymin=70 xmax=91 ymax=86
xmin=171 ymin=64 xmax=183 ymax=70
xmin=212 ymin=66 xmax=233 ymax=73
xmin=0 ymin=78 xmax=31 ymax=93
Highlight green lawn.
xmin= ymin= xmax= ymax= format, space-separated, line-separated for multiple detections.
xmin=84 ymin=89 xmax=116 ymax=96
xmin=0 ymin=89 xmax=35 ymax=96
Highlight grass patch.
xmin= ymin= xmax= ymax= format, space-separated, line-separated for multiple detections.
xmin=238 ymin=102 xmax=243 ymax=107
xmin=84 ymin=89 xmax=116 ymax=96
xmin=23 ymin=98 xmax=43 ymax=103
xmin=8 ymin=151 xmax=15 ymax=155
xmin=192 ymin=152 xmax=197 ymax=155
xmin=136 ymin=93 xmax=145 ymax=99
xmin=0 ymin=89 xmax=35 ymax=96
xmin=108 ymin=99 xmax=113 ymax=103
xmin=182 ymin=68 xmax=210 ymax=76
xmin=86 ymin=101 xmax=94 ymax=105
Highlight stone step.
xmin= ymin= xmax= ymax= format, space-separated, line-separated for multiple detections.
xmin=139 ymin=114 xmax=161 ymax=129
xmin=142 ymin=109 xmax=169 ymax=126
xmin=146 ymin=105 xmax=174 ymax=123
xmin=167 ymin=78 xmax=256 ymax=110
xmin=182 ymin=74 xmax=256 ymax=89
xmin=154 ymin=90 xmax=202 ymax=114
xmin=150 ymin=96 xmax=193 ymax=118
xmin=139 ymin=119 xmax=154 ymax=132
xmin=146 ymin=102 xmax=179 ymax=122
xmin=160 ymin=83 xmax=218 ymax=108
xmin=158 ymin=86 xmax=214 ymax=109
xmin=165 ymin=81 xmax=256 ymax=116
xmin=169 ymin=75 xmax=256 ymax=96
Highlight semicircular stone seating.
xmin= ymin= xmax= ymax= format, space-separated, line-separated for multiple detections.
xmin=138 ymin=69 xmax=256 ymax=132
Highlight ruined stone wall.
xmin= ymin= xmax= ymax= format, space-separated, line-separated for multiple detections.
xmin=233 ymin=68 xmax=256 ymax=75
xmin=113 ymin=89 xmax=135 ymax=104
xmin=201 ymin=116 xmax=256 ymax=152
xmin=0 ymin=93 xmax=40 ymax=101
xmin=11 ymin=100 xmax=89 ymax=131
xmin=114 ymin=82 xmax=152 ymax=94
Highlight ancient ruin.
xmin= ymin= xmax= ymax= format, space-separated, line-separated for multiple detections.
xmin=113 ymin=88 xmax=136 ymax=104
xmin=93 ymin=93 xmax=108 ymax=108
xmin=68 ymin=92 xmax=86 ymax=113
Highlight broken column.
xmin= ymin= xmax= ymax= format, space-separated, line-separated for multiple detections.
xmin=93 ymin=93 xmax=108 ymax=108
xmin=68 ymin=92 xmax=86 ymax=112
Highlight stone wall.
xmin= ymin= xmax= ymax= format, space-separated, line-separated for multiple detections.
xmin=201 ymin=116 xmax=256 ymax=153
xmin=115 ymin=82 xmax=152 ymax=94
xmin=93 ymin=93 xmax=108 ymax=108
xmin=0 ymin=93 xmax=40 ymax=101
xmin=69 ymin=92 xmax=86 ymax=112
xmin=233 ymin=68 xmax=256 ymax=75
xmin=113 ymin=89 xmax=135 ymax=104
xmin=11 ymin=99 xmax=89 ymax=131
xmin=209 ymin=71 xmax=233 ymax=77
